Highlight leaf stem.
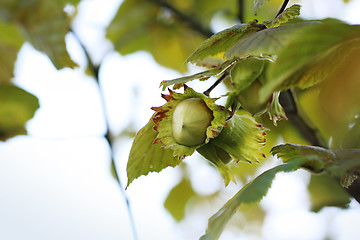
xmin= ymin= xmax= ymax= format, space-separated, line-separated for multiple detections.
xmin=275 ymin=0 xmax=289 ymax=17
xmin=70 ymin=29 xmax=139 ymax=240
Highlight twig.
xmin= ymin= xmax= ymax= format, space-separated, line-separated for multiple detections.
xmin=279 ymin=90 xmax=323 ymax=147
xmin=150 ymin=0 xmax=213 ymax=38
xmin=70 ymin=29 xmax=139 ymax=240
xmin=280 ymin=91 xmax=360 ymax=204
xmin=203 ymin=73 xmax=228 ymax=96
xmin=238 ymin=0 xmax=244 ymax=23
xmin=275 ymin=0 xmax=289 ymax=17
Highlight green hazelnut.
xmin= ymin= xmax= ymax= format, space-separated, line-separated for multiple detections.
xmin=172 ymin=98 xmax=214 ymax=146
xmin=237 ymin=80 xmax=268 ymax=116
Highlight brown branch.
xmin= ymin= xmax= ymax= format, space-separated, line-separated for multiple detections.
xmin=279 ymin=90 xmax=324 ymax=147
xmin=70 ymin=29 xmax=139 ymax=240
xmin=280 ymin=90 xmax=360 ymax=204
xmin=276 ymin=0 xmax=289 ymax=17
xmin=238 ymin=0 xmax=245 ymax=23
xmin=150 ymin=0 xmax=213 ymax=38
xmin=203 ymin=73 xmax=228 ymax=97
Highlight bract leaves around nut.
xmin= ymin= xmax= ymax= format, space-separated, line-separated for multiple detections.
xmin=151 ymin=86 xmax=228 ymax=159
xmin=211 ymin=112 xmax=267 ymax=163
xmin=197 ymin=143 xmax=235 ymax=186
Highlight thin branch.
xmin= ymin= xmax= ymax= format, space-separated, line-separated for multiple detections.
xmin=280 ymin=90 xmax=360 ymax=204
xmin=279 ymin=90 xmax=323 ymax=147
xmin=238 ymin=0 xmax=244 ymax=23
xmin=346 ymin=179 xmax=360 ymax=203
xmin=203 ymin=73 xmax=227 ymax=97
xmin=70 ymin=29 xmax=139 ymax=240
xmin=275 ymin=0 xmax=289 ymax=17
xmin=150 ymin=0 xmax=213 ymax=38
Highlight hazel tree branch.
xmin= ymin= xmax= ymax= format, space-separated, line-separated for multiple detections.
xmin=150 ymin=0 xmax=214 ymax=38
xmin=279 ymin=90 xmax=324 ymax=147
xmin=203 ymin=73 xmax=228 ymax=97
xmin=276 ymin=0 xmax=289 ymax=17
xmin=70 ymin=29 xmax=139 ymax=240
xmin=238 ymin=0 xmax=245 ymax=23
xmin=274 ymin=0 xmax=360 ymax=200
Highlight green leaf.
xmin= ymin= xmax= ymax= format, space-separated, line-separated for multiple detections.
xmin=343 ymin=117 xmax=360 ymax=149
xmin=107 ymin=0 xmax=239 ymax=70
xmin=224 ymin=22 xmax=314 ymax=60
xmin=271 ymin=144 xmax=334 ymax=171
xmin=59 ymin=0 xmax=81 ymax=6
xmin=272 ymin=144 xmax=360 ymax=188
xmin=330 ymin=149 xmax=360 ymax=187
xmin=263 ymin=4 xmax=301 ymax=28
xmin=0 ymin=85 xmax=39 ymax=141
xmin=0 ymin=0 xmax=77 ymax=69
xmin=210 ymin=113 xmax=266 ymax=163
xmin=186 ymin=21 xmax=266 ymax=66
xmin=164 ymin=177 xmax=196 ymax=222
xmin=160 ymin=59 xmax=238 ymax=90
xmin=107 ymin=0 xmax=206 ymax=73
xmin=160 ymin=0 xmax=237 ymax=29
xmin=200 ymin=156 xmax=322 ymax=240
xmin=126 ymin=118 xmax=180 ymax=188
xmin=0 ymin=20 xmax=24 ymax=84
xmin=20 ymin=0 xmax=77 ymax=69
xmin=106 ymin=0 xmax=155 ymax=54
xmin=261 ymin=19 xmax=360 ymax=101
xmin=308 ymin=174 xmax=350 ymax=212
xmin=235 ymin=79 xmax=269 ymax=116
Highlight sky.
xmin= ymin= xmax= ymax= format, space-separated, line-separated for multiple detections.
xmin=1 ymin=0 xmax=360 ymax=240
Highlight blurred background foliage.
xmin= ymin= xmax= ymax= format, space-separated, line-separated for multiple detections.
xmin=0 ymin=0 xmax=358 ymax=238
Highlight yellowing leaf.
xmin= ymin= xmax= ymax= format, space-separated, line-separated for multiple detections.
xmin=0 ymin=85 xmax=39 ymax=141
xmin=19 ymin=0 xmax=77 ymax=69
xmin=150 ymin=25 xmax=204 ymax=72
xmin=0 ymin=0 xmax=77 ymax=69
xmin=263 ymin=4 xmax=301 ymax=28
xmin=0 ymin=20 xmax=23 ymax=84
xmin=164 ymin=177 xmax=195 ymax=221
xmin=308 ymin=174 xmax=350 ymax=212
xmin=318 ymin=45 xmax=360 ymax=144
xmin=261 ymin=19 xmax=360 ymax=101
xmin=126 ymin=118 xmax=180 ymax=188
xmin=107 ymin=0 xmax=205 ymax=73
xmin=296 ymin=43 xmax=360 ymax=148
